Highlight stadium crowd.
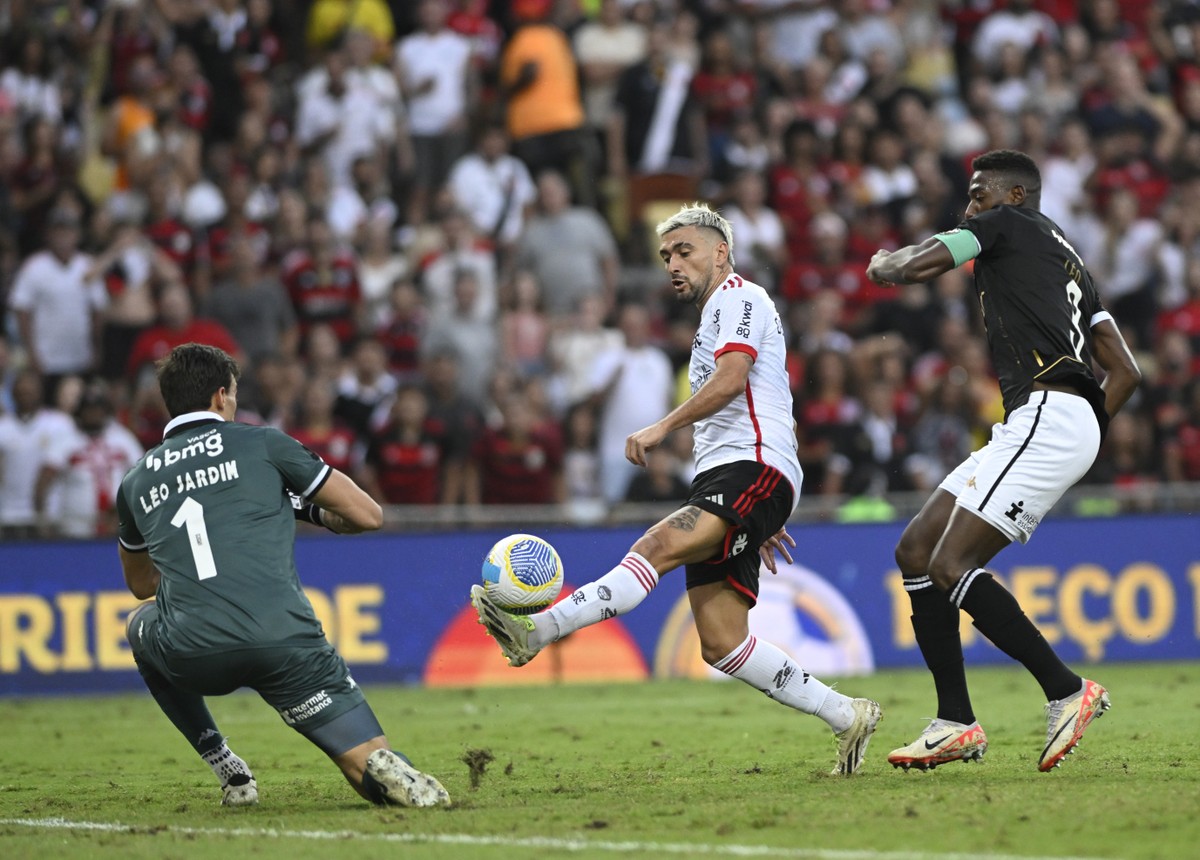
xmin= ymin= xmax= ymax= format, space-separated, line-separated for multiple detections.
xmin=1 ymin=0 xmax=1199 ymax=539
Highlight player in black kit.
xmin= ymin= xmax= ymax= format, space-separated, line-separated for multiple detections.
xmin=866 ymin=150 xmax=1141 ymax=772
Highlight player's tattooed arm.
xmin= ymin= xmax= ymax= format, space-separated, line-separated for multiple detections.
xmin=666 ymin=506 xmax=702 ymax=532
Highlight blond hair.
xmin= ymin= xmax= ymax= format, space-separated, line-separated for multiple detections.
xmin=655 ymin=202 xmax=735 ymax=268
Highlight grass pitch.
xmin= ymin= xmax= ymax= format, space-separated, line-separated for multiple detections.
xmin=2 ymin=662 xmax=1197 ymax=860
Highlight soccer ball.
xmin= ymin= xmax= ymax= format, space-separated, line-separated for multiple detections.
xmin=481 ymin=533 xmax=564 ymax=614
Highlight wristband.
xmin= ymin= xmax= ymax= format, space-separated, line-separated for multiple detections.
xmin=294 ymin=503 xmax=333 ymax=530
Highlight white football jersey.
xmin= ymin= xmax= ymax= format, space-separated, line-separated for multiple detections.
xmin=689 ymin=273 xmax=802 ymax=507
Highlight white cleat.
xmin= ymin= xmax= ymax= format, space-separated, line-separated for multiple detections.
xmin=1039 ymin=679 xmax=1110 ymax=772
xmin=888 ymin=718 xmax=988 ymax=771
xmin=832 ymin=698 xmax=883 ymax=775
xmin=365 ymin=749 xmax=451 ymax=807
xmin=221 ymin=774 xmax=258 ymax=807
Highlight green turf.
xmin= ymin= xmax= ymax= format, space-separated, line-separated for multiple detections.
xmin=2 ymin=663 xmax=1198 ymax=860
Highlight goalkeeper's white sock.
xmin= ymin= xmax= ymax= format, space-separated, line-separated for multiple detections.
xmin=202 ymin=742 xmax=254 ymax=786
xmin=531 ymin=552 xmax=659 ymax=650
xmin=713 ymin=634 xmax=855 ymax=732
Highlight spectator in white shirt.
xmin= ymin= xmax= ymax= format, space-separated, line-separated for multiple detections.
xmin=971 ymin=0 xmax=1058 ymax=72
xmin=395 ymin=0 xmax=475 ymax=225
xmin=1075 ymin=186 xmax=1176 ymax=348
xmin=446 ymin=123 xmax=537 ymax=254
xmin=723 ymin=169 xmax=786 ymax=294
xmin=1040 ymin=115 xmax=1096 ymax=242
xmin=838 ymin=0 xmax=904 ymax=68
xmin=0 ymin=30 xmax=61 ymax=124
xmin=573 ymin=0 xmax=648 ymax=135
xmin=8 ymin=207 xmax=107 ymax=401
xmin=0 ymin=369 xmax=73 ymax=538
xmin=587 ymin=302 xmax=674 ymax=504
xmin=418 ymin=207 xmax=498 ymax=323
xmin=860 ymin=129 xmax=917 ymax=218
xmin=35 ymin=383 xmax=144 ymax=539
xmin=296 ymin=45 xmax=395 ymax=190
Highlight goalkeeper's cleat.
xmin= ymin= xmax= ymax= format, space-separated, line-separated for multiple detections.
xmin=365 ymin=749 xmax=451 ymax=807
xmin=1038 ymin=678 xmax=1110 ymax=772
xmin=831 ymin=698 xmax=883 ymax=775
xmin=221 ymin=773 xmax=258 ymax=807
xmin=470 ymin=584 xmax=541 ymax=667
xmin=888 ymin=718 xmax=988 ymax=771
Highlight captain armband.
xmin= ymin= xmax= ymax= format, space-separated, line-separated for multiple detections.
xmin=932 ymin=229 xmax=982 ymax=267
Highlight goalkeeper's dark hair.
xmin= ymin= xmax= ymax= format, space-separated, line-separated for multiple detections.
xmin=157 ymin=343 xmax=241 ymax=418
xmin=971 ymin=149 xmax=1042 ymax=197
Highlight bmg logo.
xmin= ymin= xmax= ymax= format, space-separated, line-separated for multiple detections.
xmin=149 ymin=433 xmax=225 ymax=471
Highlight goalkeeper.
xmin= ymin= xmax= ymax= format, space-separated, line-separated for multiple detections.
xmin=117 ymin=343 xmax=448 ymax=808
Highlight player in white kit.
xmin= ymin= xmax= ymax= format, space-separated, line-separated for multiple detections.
xmin=471 ymin=204 xmax=882 ymax=775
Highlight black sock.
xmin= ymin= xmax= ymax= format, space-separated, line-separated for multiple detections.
xmin=136 ymin=659 xmax=224 ymax=755
xmin=907 ymin=576 xmax=975 ymax=725
xmin=952 ymin=569 xmax=1080 ymax=701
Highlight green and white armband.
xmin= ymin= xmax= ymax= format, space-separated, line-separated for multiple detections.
xmin=933 ymin=229 xmax=982 ymax=267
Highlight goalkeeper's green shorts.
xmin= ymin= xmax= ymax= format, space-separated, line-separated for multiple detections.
xmin=127 ymin=602 xmax=381 ymax=755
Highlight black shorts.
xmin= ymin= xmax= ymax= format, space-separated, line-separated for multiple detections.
xmin=683 ymin=461 xmax=795 ymax=605
xmin=128 ymin=603 xmax=381 ymax=756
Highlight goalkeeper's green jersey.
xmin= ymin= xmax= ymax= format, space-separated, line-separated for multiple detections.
xmin=117 ymin=412 xmax=332 ymax=653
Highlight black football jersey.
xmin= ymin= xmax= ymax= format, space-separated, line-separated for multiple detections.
xmin=957 ymin=205 xmax=1108 ymax=432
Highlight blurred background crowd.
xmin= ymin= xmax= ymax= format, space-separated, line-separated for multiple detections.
xmin=1 ymin=0 xmax=1199 ymax=539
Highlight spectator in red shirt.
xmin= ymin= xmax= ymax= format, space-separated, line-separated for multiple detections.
xmin=359 ymin=384 xmax=444 ymax=505
xmin=142 ymin=169 xmax=199 ymax=285
xmin=794 ymin=348 xmax=863 ymax=496
xmin=125 ymin=282 xmax=243 ymax=382
xmin=446 ymin=0 xmax=502 ymax=71
xmin=468 ymin=391 xmax=563 ymax=505
xmin=282 ymin=215 xmax=362 ymax=346
xmin=201 ymin=170 xmax=270 ymax=293
xmin=769 ymin=119 xmax=833 ymax=263
xmin=691 ymin=29 xmax=757 ymax=173
xmin=784 ymin=211 xmax=889 ymax=327
xmin=1156 ymin=257 xmax=1200 ymax=351
xmin=288 ymin=378 xmax=358 ymax=475
xmin=9 ymin=117 xmax=61 ymax=256
xmin=1163 ymin=377 xmax=1200 ymax=482
xmin=376 ymin=277 xmax=426 ymax=378
xmin=237 ymin=0 xmax=285 ymax=82
xmin=166 ymin=44 xmax=213 ymax=135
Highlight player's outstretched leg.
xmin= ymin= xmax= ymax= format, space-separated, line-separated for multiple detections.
xmin=363 ymin=749 xmax=451 ymax=807
xmin=1039 ymin=679 xmax=1110 ymax=772
xmin=711 ymin=633 xmax=882 ymax=775
xmin=471 ymin=552 xmax=660 ymax=667
xmin=887 ymin=718 xmax=988 ymax=771
xmin=470 ymin=584 xmax=540 ymax=667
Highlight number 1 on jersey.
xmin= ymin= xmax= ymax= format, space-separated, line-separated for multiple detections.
xmin=171 ymin=496 xmax=218 ymax=580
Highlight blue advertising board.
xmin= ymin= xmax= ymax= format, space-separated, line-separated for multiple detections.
xmin=1 ymin=514 xmax=1196 ymax=696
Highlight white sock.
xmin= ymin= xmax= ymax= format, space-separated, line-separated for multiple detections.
xmin=202 ymin=742 xmax=253 ymax=785
xmin=713 ymin=634 xmax=855 ymax=733
xmin=532 ymin=552 xmax=659 ymax=650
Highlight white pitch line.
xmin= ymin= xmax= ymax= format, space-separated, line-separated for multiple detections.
xmin=0 ymin=817 xmax=1106 ymax=860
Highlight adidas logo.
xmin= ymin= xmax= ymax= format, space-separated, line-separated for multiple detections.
xmin=705 ymin=494 xmax=724 ymax=506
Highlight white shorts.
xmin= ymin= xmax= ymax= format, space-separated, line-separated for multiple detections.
xmin=939 ymin=390 xmax=1100 ymax=545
